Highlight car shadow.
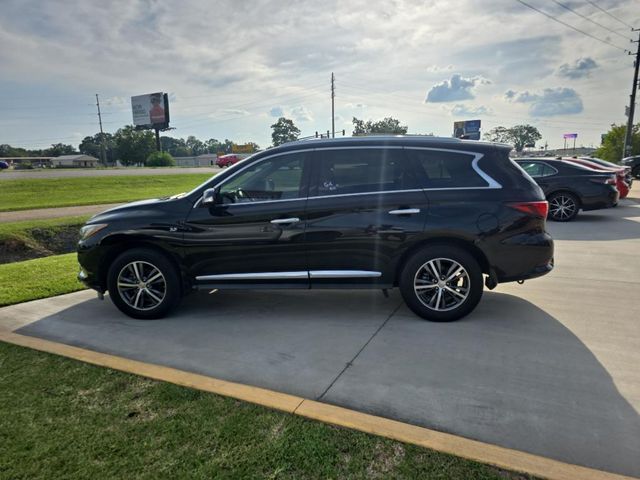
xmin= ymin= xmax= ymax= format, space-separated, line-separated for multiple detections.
xmin=15 ymin=289 xmax=640 ymax=477
xmin=548 ymin=199 xmax=640 ymax=241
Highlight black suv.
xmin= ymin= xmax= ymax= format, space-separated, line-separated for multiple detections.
xmin=622 ymin=155 xmax=640 ymax=179
xmin=78 ymin=136 xmax=554 ymax=322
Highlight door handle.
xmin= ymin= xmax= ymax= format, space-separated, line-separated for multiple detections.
xmin=388 ymin=208 xmax=420 ymax=215
xmin=270 ymin=217 xmax=300 ymax=224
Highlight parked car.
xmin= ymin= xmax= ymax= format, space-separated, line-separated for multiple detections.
xmin=78 ymin=136 xmax=554 ymax=322
xmin=216 ymin=154 xmax=242 ymax=168
xmin=0 ymin=161 xmax=9 ymax=169
xmin=622 ymin=155 xmax=640 ymax=179
xmin=516 ymin=158 xmax=619 ymax=222
xmin=582 ymin=157 xmax=633 ymax=188
xmin=561 ymin=157 xmax=630 ymax=199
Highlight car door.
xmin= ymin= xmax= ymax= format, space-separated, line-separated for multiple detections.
xmin=304 ymin=146 xmax=429 ymax=287
xmin=183 ymin=151 xmax=312 ymax=288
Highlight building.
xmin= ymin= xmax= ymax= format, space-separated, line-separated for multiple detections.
xmin=174 ymin=154 xmax=218 ymax=167
xmin=50 ymin=154 xmax=99 ymax=168
xmin=0 ymin=156 xmax=53 ymax=167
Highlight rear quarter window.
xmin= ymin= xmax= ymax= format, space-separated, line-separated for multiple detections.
xmin=406 ymin=149 xmax=488 ymax=188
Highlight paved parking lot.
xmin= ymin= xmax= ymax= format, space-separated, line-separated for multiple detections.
xmin=2 ymin=199 xmax=639 ymax=477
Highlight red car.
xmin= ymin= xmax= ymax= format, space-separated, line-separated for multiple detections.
xmin=216 ymin=154 xmax=242 ymax=168
xmin=562 ymin=157 xmax=629 ymax=199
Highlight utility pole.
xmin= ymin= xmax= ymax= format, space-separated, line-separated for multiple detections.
xmin=95 ymin=94 xmax=107 ymax=166
xmin=623 ymin=30 xmax=640 ymax=159
xmin=331 ymin=72 xmax=335 ymax=138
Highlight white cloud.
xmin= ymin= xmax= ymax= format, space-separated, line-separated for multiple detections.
xmin=269 ymin=106 xmax=284 ymax=117
xmin=557 ymin=58 xmax=598 ymax=79
xmin=505 ymin=88 xmax=583 ymax=116
xmin=291 ymin=105 xmax=313 ymax=122
xmin=450 ymin=104 xmax=492 ymax=117
xmin=425 ymin=74 xmax=490 ymax=103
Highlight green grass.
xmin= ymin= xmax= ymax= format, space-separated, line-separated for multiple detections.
xmin=0 ymin=216 xmax=89 ymax=241
xmin=0 ymin=173 xmax=213 ymax=211
xmin=0 ymin=342 xmax=532 ymax=479
xmin=0 ymin=253 xmax=85 ymax=306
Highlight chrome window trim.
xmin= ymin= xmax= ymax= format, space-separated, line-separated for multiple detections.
xmin=195 ymin=270 xmax=382 ymax=281
xmin=403 ymin=146 xmax=502 ymax=189
xmin=193 ymin=145 xmax=502 ymax=208
xmin=309 ymin=270 xmax=381 ymax=278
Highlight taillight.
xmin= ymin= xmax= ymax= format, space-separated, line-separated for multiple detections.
xmin=589 ymin=176 xmax=616 ymax=185
xmin=506 ymin=201 xmax=549 ymax=218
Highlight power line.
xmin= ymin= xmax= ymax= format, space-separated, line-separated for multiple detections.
xmin=585 ymin=0 xmax=635 ymax=30
xmin=514 ymin=0 xmax=630 ymax=52
xmin=549 ymin=0 xmax=632 ymax=41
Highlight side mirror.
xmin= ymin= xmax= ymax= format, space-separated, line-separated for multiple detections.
xmin=201 ymin=187 xmax=218 ymax=207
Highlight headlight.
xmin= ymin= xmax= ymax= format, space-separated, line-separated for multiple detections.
xmin=79 ymin=223 xmax=108 ymax=240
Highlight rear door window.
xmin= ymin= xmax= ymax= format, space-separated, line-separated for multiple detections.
xmin=312 ymin=148 xmax=418 ymax=197
xmin=407 ymin=149 xmax=488 ymax=188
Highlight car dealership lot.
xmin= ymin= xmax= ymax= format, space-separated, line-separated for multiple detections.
xmin=1 ymin=199 xmax=639 ymax=478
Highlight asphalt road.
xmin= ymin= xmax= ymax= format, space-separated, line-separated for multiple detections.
xmin=0 ymin=166 xmax=221 ymax=180
xmin=3 ymin=198 xmax=639 ymax=477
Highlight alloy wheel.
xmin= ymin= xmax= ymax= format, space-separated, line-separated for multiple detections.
xmin=413 ymin=258 xmax=470 ymax=311
xmin=117 ymin=261 xmax=167 ymax=311
xmin=549 ymin=195 xmax=576 ymax=220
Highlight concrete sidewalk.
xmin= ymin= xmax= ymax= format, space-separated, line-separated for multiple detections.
xmin=2 ymin=199 xmax=639 ymax=478
xmin=0 ymin=203 xmax=123 ymax=223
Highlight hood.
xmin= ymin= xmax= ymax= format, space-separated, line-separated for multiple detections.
xmin=87 ymin=196 xmax=184 ymax=223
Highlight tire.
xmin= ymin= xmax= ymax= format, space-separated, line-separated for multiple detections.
xmin=547 ymin=192 xmax=579 ymax=222
xmin=107 ymin=248 xmax=181 ymax=319
xmin=399 ymin=246 xmax=483 ymax=322
xmin=633 ymin=166 xmax=640 ymax=180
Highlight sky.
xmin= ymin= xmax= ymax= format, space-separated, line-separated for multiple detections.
xmin=0 ymin=0 xmax=638 ymax=151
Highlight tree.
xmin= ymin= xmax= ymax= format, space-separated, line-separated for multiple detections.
xmin=0 ymin=144 xmax=29 ymax=157
xmin=594 ymin=123 xmax=640 ymax=163
xmin=204 ymin=138 xmax=221 ymax=154
xmin=146 ymin=151 xmax=176 ymax=167
xmin=161 ymin=136 xmax=190 ymax=157
xmin=45 ymin=143 xmax=77 ymax=156
xmin=271 ymin=117 xmax=300 ymax=146
xmin=483 ymin=124 xmax=541 ymax=152
xmin=352 ymin=117 xmax=408 ymax=136
xmin=186 ymin=135 xmax=206 ymax=156
xmin=79 ymin=133 xmax=116 ymax=164
xmin=113 ymin=125 xmax=156 ymax=166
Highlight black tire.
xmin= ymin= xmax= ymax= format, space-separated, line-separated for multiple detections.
xmin=633 ymin=166 xmax=640 ymax=180
xmin=107 ymin=248 xmax=181 ymax=319
xmin=547 ymin=192 xmax=579 ymax=222
xmin=399 ymin=246 xmax=483 ymax=322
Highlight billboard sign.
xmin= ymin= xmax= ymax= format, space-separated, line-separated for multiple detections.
xmin=232 ymin=143 xmax=257 ymax=154
xmin=563 ymin=133 xmax=578 ymax=139
xmin=453 ymin=119 xmax=481 ymax=140
xmin=131 ymin=92 xmax=170 ymax=129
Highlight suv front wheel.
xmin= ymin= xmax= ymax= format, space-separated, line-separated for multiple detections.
xmin=400 ymin=246 xmax=483 ymax=322
xmin=107 ymin=248 xmax=181 ymax=319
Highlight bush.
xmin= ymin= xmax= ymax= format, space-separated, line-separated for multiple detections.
xmin=14 ymin=161 xmax=33 ymax=170
xmin=145 ymin=151 xmax=176 ymax=167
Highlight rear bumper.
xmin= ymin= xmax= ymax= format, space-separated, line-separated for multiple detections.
xmin=497 ymin=258 xmax=554 ymax=283
xmin=487 ymin=231 xmax=554 ymax=284
xmin=581 ymin=187 xmax=619 ymax=211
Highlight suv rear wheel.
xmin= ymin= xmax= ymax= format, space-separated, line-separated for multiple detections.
xmin=399 ymin=246 xmax=483 ymax=322
xmin=107 ymin=248 xmax=181 ymax=319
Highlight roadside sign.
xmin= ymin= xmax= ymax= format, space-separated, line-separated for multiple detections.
xmin=453 ymin=119 xmax=481 ymax=140
xmin=131 ymin=92 xmax=170 ymax=129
